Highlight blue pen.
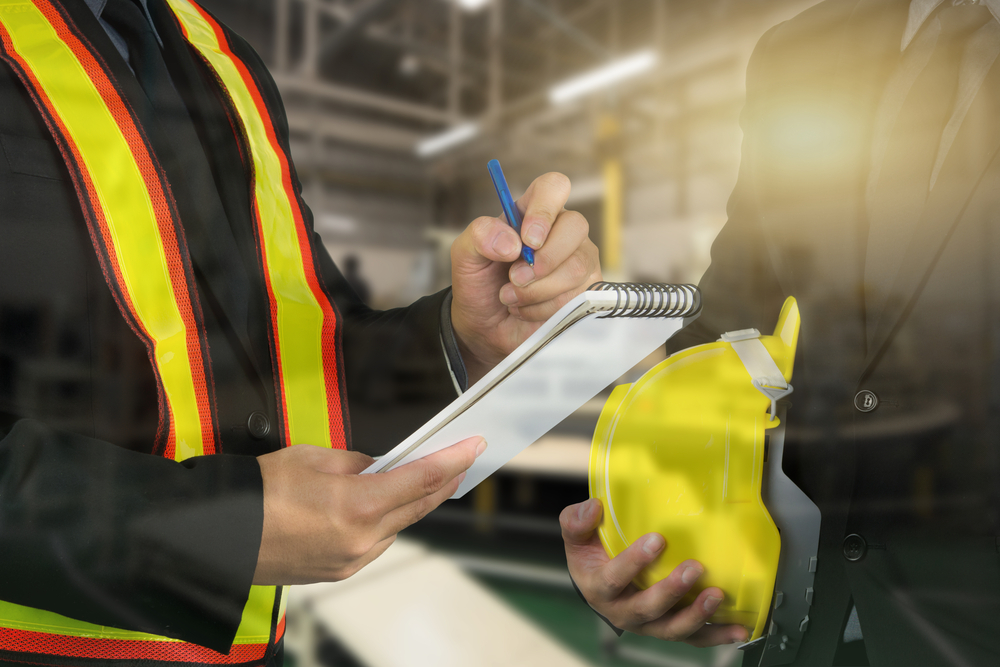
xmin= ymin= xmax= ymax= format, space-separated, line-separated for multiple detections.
xmin=487 ymin=159 xmax=535 ymax=266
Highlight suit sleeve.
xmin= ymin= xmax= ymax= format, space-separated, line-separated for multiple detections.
xmin=668 ymin=24 xmax=788 ymax=354
xmin=314 ymin=244 xmax=462 ymax=456
xmin=0 ymin=419 xmax=263 ymax=654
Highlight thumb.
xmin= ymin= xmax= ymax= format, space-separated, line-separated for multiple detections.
xmin=560 ymin=498 xmax=603 ymax=547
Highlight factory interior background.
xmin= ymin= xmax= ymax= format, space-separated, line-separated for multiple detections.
xmin=193 ymin=1 xmax=825 ymax=665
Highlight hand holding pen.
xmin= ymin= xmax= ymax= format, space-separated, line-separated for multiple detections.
xmin=447 ymin=163 xmax=602 ymax=383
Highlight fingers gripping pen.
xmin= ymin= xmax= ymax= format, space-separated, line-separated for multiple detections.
xmin=487 ymin=159 xmax=535 ymax=266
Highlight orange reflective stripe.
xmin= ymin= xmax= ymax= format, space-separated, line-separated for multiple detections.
xmin=0 ymin=0 xmax=217 ymax=460
xmin=166 ymin=0 xmax=348 ymax=450
xmin=0 ymin=626 xmax=268 ymax=664
xmin=0 ymin=579 xmax=282 ymax=663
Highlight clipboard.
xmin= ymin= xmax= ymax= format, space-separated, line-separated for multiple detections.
xmin=362 ymin=282 xmax=702 ymax=498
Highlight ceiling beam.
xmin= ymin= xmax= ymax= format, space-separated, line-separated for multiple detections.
xmin=318 ymin=0 xmax=403 ymax=64
xmin=286 ymin=110 xmax=423 ymax=152
xmin=275 ymin=73 xmax=452 ymax=124
xmin=516 ymin=0 xmax=609 ymax=58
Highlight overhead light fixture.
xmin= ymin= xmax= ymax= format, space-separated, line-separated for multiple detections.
xmin=454 ymin=0 xmax=491 ymax=11
xmin=416 ymin=122 xmax=479 ymax=158
xmin=549 ymin=50 xmax=658 ymax=104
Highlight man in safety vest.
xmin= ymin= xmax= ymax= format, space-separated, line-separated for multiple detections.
xmin=561 ymin=1 xmax=1000 ymax=666
xmin=0 ymin=0 xmax=600 ymax=665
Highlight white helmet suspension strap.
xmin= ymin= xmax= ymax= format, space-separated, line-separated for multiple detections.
xmin=720 ymin=329 xmax=794 ymax=421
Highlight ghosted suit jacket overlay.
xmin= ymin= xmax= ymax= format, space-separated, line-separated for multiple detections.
xmin=668 ymin=1 xmax=1000 ymax=664
xmin=0 ymin=0 xmax=458 ymax=658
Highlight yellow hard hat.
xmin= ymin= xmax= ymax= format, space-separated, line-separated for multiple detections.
xmin=590 ymin=297 xmax=819 ymax=655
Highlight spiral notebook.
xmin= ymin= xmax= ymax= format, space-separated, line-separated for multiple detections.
xmin=362 ymin=283 xmax=702 ymax=498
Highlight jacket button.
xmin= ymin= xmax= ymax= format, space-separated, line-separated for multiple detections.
xmin=247 ymin=411 xmax=271 ymax=439
xmin=843 ymin=533 xmax=867 ymax=561
xmin=854 ymin=390 xmax=878 ymax=413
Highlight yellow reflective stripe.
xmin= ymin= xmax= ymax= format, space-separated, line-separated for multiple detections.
xmin=0 ymin=0 xmax=205 ymax=460
xmin=0 ymin=586 xmax=275 ymax=644
xmin=0 ymin=600 xmax=167 ymax=641
xmin=167 ymin=0 xmax=333 ymax=449
xmin=234 ymin=585 xmax=277 ymax=644
xmin=277 ymin=586 xmax=288 ymax=624
xmin=0 ymin=600 xmax=188 ymax=642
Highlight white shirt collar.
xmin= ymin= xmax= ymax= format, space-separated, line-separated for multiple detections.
xmin=903 ymin=0 xmax=1000 ymax=50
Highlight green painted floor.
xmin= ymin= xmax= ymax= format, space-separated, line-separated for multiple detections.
xmin=284 ymin=510 xmax=744 ymax=667
xmin=282 ymin=570 xmax=742 ymax=667
xmin=477 ymin=576 xmax=738 ymax=667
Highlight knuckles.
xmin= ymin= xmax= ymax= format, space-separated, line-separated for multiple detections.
xmin=525 ymin=173 xmax=572 ymax=222
xmin=470 ymin=214 xmax=499 ymax=238
xmin=404 ymin=498 xmax=433 ymax=525
xmin=609 ymin=610 xmax=645 ymax=634
xmin=658 ymin=628 xmax=685 ymax=643
xmin=453 ymin=216 xmax=500 ymax=261
xmin=535 ymin=171 xmax=572 ymax=196
xmin=625 ymin=605 xmax=662 ymax=628
xmin=597 ymin=568 xmax=626 ymax=597
xmin=564 ymin=252 xmax=590 ymax=283
xmin=558 ymin=209 xmax=589 ymax=237
xmin=347 ymin=498 xmax=380 ymax=527
xmin=344 ymin=538 xmax=374 ymax=563
xmin=420 ymin=462 xmax=448 ymax=494
xmin=345 ymin=450 xmax=376 ymax=473
xmin=331 ymin=561 xmax=364 ymax=581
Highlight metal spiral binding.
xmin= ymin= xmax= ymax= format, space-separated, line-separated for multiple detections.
xmin=589 ymin=282 xmax=702 ymax=318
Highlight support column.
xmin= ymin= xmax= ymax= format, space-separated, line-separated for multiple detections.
xmin=488 ymin=0 xmax=503 ymax=125
xmin=599 ymin=114 xmax=623 ymax=276
xmin=274 ymin=0 xmax=289 ymax=72
xmin=448 ymin=1 xmax=462 ymax=120
xmin=302 ymin=0 xmax=320 ymax=78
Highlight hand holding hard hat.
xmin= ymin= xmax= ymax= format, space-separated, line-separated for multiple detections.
xmin=565 ymin=298 xmax=820 ymax=660
xmin=561 ymin=497 xmax=748 ymax=646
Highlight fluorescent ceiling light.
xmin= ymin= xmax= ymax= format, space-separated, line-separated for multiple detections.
xmin=549 ymin=50 xmax=658 ymax=104
xmin=454 ymin=0 xmax=491 ymax=11
xmin=416 ymin=122 xmax=479 ymax=158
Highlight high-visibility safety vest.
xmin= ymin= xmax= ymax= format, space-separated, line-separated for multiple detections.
xmin=0 ymin=0 xmax=349 ymax=663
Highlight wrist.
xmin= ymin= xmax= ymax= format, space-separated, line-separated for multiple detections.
xmin=450 ymin=302 xmax=501 ymax=386
xmin=453 ymin=328 xmax=495 ymax=386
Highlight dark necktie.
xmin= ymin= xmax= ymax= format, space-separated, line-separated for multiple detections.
xmin=864 ymin=3 xmax=995 ymax=329
xmin=101 ymin=0 xmax=187 ymax=122
xmin=100 ymin=0 xmax=258 ymax=377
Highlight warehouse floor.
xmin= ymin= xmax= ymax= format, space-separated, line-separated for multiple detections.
xmin=284 ymin=510 xmax=742 ymax=667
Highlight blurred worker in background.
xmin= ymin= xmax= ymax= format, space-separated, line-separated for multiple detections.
xmin=0 ymin=0 xmax=600 ymax=665
xmin=564 ymin=1 xmax=1000 ymax=665
xmin=342 ymin=253 xmax=372 ymax=305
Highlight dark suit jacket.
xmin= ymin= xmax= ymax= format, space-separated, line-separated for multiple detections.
xmin=668 ymin=1 xmax=1000 ymax=664
xmin=0 ymin=0 xmax=457 ymax=654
